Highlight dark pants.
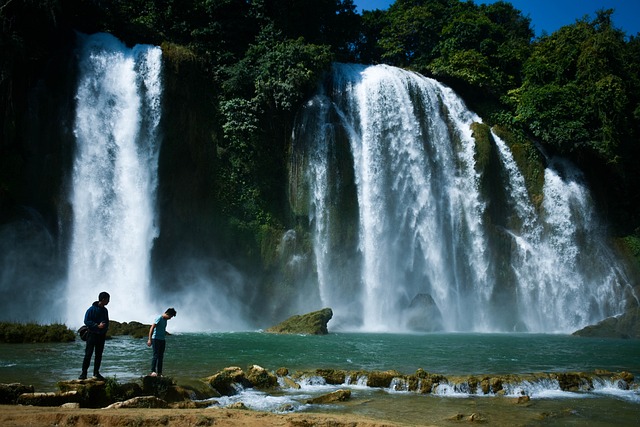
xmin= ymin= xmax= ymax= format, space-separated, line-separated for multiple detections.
xmin=82 ymin=332 xmax=106 ymax=376
xmin=151 ymin=339 xmax=166 ymax=374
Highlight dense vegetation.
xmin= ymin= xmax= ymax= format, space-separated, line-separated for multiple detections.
xmin=2 ymin=0 xmax=639 ymax=273
xmin=0 ymin=322 xmax=75 ymax=343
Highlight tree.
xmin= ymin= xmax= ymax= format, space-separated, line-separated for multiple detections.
xmin=514 ymin=10 xmax=632 ymax=162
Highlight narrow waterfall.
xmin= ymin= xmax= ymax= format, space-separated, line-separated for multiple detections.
xmin=66 ymin=33 xmax=162 ymax=325
xmin=291 ymin=63 xmax=630 ymax=333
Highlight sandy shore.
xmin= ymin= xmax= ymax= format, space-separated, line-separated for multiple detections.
xmin=0 ymin=405 xmax=416 ymax=427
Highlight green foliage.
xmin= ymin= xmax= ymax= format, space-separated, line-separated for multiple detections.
xmin=514 ymin=10 xmax=634 ymax=162
xmin=375 ymin=0 xmax=532 ymax=99
xmin=0 ymin=322 xmax=75 ymax=343
xmin=217 ymin=26 xmax=333 ymax=234
xmin=108 ymin=321 xmax=150 ymax=339
xmin=622 ymin=234 xmax=640 ymax=260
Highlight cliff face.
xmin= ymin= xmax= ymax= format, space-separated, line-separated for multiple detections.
xmin=0 ymin=25 xmax=78 ymax=319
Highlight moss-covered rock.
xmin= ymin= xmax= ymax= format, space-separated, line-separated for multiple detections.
xmin=314 ymin=369 xmax=347 ymax=385
xmin=265 ymin=308 xmax=333 ymax=335
xmin=363 ymin=370 xmax=404 ymax=388
xmin=491 ymin=125 xmax=545 ymax=207
xmin=246 ymin=365 xmax=278 ymax=389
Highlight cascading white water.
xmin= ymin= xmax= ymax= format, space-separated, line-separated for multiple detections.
xmin=293 ymin=63 xmax=630 ymax=333
xmin=493 ymin=131 xmax=629 ymax=331
xmin=66 ymin=33 xmax=162 ymax=325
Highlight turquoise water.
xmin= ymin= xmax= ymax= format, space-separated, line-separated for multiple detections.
xmin=1 ymin=333 xmax=639 ymax=425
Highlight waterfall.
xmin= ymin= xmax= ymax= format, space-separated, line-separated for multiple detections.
xmin=66 ymin=33 xmax=162 ymax=325
xmin=291 ymin=63 xmax=630 ymax=333
xmin=494 ymin=130 xmax=629 ymax=331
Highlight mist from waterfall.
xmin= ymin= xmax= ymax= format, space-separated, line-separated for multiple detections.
xmin=292 ymin=63 xmax=630 ymax=333
xmin=66 ymin=33 xmax=162 ymax=326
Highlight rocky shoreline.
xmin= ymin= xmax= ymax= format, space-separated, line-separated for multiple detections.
xmin=2 ymin=365 xmax=636 ymax=407
xmin=1 ymin=366 xmax=637 ymax=426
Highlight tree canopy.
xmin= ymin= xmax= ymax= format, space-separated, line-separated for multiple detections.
xmin=2 ymin=0 xmax=639 ymax=236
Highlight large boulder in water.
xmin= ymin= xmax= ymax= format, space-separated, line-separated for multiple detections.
xmin=405 ymin=294 xmax=443 ymax=332
xmin=266 ymin=308 xmax=333 ymax=335
xmin=572 ymin=308 xmax=640 ymax=339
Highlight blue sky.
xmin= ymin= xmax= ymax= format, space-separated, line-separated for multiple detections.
xmin=352 ymin=0 xmax=640 ymax=37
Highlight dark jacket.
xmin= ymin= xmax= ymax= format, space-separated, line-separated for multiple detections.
xmin=84 ymin=301 xmax=109 ymax=335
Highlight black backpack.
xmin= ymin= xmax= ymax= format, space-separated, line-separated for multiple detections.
xmin=77 ymin=325 xmax=89 ymax=341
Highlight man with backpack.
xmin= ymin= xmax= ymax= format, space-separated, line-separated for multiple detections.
xmin=79 ymin=291 xmax=110 ymax=380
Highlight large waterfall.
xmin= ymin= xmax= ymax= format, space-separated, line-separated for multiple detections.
xmin=66 ymin=33 xmax=162 ymax=325
xmin=291 ymin=63 xmax=631 ymax=333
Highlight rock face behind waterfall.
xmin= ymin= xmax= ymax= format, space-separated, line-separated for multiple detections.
xmin=572 ymin=308 xmax=640 ymax=339
xmin=266 ymin=308 xmax=333 ymax=335
xmin=405 ymin=294 xmax=444 ymax=332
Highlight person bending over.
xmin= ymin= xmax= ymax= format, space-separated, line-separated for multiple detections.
xmin=147 ymin=307 xmax=177 ymax=377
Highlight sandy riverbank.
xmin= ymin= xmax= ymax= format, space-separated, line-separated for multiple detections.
xmin=0 ymin=405 xmax=417 ymax=427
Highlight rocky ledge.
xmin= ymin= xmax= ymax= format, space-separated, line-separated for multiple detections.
xmin=1 ymin=366 xmax=636 ymax=410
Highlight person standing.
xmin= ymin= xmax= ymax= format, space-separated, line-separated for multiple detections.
xmin=79 ymin=291 xmax=110 ymax=380
xmin=147 ymin=307 xmax=176 ymax=377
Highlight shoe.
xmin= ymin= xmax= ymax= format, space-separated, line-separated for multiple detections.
xmin=93 ymin=373 xmax=105 ymax=380
xmin=78 ymin=373 xmax=87 ymax=380
xmin=150 ymin=372 xmax=158 ymax=377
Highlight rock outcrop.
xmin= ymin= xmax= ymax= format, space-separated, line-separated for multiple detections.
xmin=0 ymin=383 xmax=34 ymax=404
xmin=2 ymin=366 xmax=636 ymax=412
xmin=572 ymin=308 xmax=640 ymax=339
xmin=265 ymin=308 xmax=333 ymax=335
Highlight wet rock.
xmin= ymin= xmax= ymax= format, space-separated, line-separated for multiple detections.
xmin=105 ymin=395 xmax=168 ymax=409
xmin=306 ymin=389 xmax=351 ymax=404
xmin=364 ymin=370 xmax=403 ymax=388
xmin=315 ymin=368 xmax=347 ymax=385
xmin=204 ymin=366 xmax=251 ymax=396
xmin=266 ymin=308 xmax=333 ymax=335
xmin=280 ymin=377 xmax=301 ymax=389
xmin=0 ymin=383 xmax=34 ymax=404
xmin=246 ymin=364 xmax=278 ymax=389
xmin=225 ymin=402 xmax=247 ymax=409
xmin=141 ymin=375 xmax=213 ymax=402
xmin=467 ymin=412 xmax=487 ymax=422
xmin=58 ymin=377 xmax=145 ymax=408
xmin=615 ymin=371 xmax=635 ymax=384
xmin=553 ymin=372 xmax=591 ymax=391
xmin=514 ymin=395 xmax=531 ymax=404
xmin=17 ymin=391 xmax=79 ymax=407
xmin=277 ymin=403 xmax=296 ymax=412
